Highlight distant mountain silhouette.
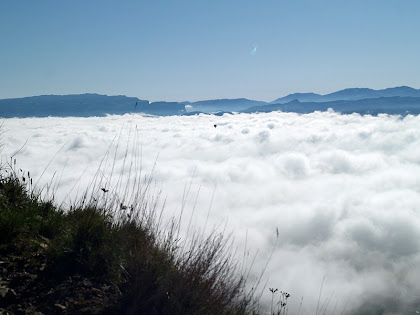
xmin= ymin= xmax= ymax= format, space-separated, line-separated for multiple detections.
xmin=270 ymin=93 xmax=324 ymax=104
xmin=0 ymin=94 xmax=185 ymax=118
xmin=271 ymin=86 xmax=420 ymax=104
xmin=187 ymin=98 xmax=267 ymax=113
xmin=243 ymin=96 xmax=420 ymax=115
xmin=1 ymin=87 xmax=420 ymax=118
xmin=145 ymin=102 xmax=186 ymax=115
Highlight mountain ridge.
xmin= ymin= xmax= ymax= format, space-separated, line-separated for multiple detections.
xmin=0 ymin=94 xmax=185 ymax=117
xmin=187 ymin=98 xmax=267 ymax=112
xmin=271 ymin=86 xmax=420 ymax=104
xmin=244 ymin=96 xmax=420 ymax=116
xmin=1 ymin=87 xmax=420 ymax=118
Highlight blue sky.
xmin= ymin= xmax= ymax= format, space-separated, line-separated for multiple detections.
xmin=1 ymin=0 xmax=419 ymax=102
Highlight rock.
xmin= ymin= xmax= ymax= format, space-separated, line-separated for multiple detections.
xmin=39 ymin=243 xmax=48 ymax=249
xmin=54 ymin=303 xmax=66 ymax=310
xmin=0 ymin=286 xmax=9 ymax=298
xmin=0 ymin=285 xmax=17 ymax=304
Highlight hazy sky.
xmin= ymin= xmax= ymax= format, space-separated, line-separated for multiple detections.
xmin=1 ymin=0 xmax=420 ymax=102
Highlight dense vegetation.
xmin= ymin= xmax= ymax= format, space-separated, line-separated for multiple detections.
xmin=0 ymin=165 xmax=264 ymax=314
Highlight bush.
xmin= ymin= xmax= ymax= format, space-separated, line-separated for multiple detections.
xmin=0 ymin=165 xmax=260 ymax=314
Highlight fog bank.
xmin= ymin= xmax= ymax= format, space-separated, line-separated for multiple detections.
xmin=2 ymin=112 xmax=420 ymax=314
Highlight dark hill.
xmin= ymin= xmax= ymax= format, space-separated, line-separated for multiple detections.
xmin=271 ymin=86 xmax=420 ymax=104
xmin=0 ymin=94 xmax=185 ymax=118
xmin=188 ymin=98 xmax=267 ymax=112
xmin=243 ymin=97 xmax=420 ymax=116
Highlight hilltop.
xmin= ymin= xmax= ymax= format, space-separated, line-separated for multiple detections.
xmin=270 ymin=86 xmax=420 ymax=104
xmin=0 ymin=94 xmax=185 ymax=117
xmin=0 ymin=167 xmax=261 ymax=314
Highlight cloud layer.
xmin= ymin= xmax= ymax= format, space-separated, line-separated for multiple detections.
xmin=2 ymin=112 xmax=420 ymax=313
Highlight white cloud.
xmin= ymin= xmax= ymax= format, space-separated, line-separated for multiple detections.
xmin=2 ymin=112 xmax=420 ymax=314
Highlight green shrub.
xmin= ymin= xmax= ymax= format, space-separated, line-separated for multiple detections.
xmin=0 ymin=160 xmax=260 ymax=314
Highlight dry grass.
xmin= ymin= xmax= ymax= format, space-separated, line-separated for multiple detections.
xmin=0 ymin=126 xmax=262 ymax=314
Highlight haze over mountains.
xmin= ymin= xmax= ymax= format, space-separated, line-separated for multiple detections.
xmin=186 ymin=98 xmax=267 ymax=113
xmin=1 ymin=86 xmax=420 ymax=117
xmin=0 ymin=94 xmax=185 ymax=117
xmin=243 ymin=97 xmax=420 ymax=116
xmin=271 ymin=86 xmax=420 ymax=103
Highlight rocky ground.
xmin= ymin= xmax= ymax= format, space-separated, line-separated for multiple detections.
xmin=0 ymin=237 xmax=121 ymax=315
xmin=0 ymin=175 xmax=257 ymax=315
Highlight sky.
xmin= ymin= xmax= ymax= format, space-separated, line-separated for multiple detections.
xmin=2 ymin=112 xmax=420 ymax=313
xmin=1 ymin=0 xmax=420 ymax=102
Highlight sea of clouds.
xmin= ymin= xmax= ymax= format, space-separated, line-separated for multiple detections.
xmin=2 ymin=111 xmax=420 ymax=314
